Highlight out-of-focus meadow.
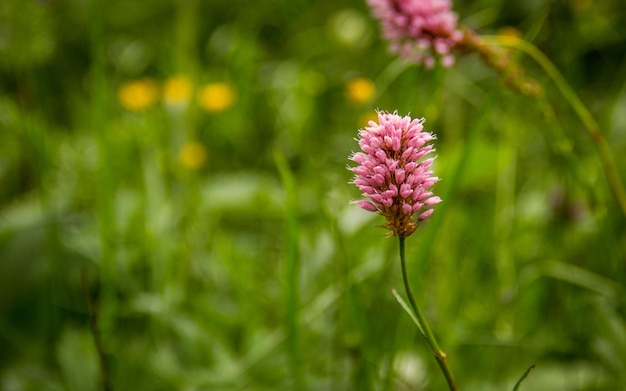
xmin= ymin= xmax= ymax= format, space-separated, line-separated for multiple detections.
xmin=1 ymin=0 xmax=626 ymax=390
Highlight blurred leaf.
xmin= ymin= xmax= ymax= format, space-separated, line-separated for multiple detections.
xmin=0 ymin=0 xmax=55 ymax=68
xmin=56 ymin=326 xmax=100 ymax=391
xmin=591 ymin=299 xmax=626 ymax=382
xmin=200 ymin=172 xmax=282 ymax=214
xmin=391 ymin=288 xmax=425 ymax=337
xmin=522 ymin=259 xmax=622 ymax=298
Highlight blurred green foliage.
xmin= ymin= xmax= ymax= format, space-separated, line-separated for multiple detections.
xmin=1 ymin=0 xmax=626 ymax=390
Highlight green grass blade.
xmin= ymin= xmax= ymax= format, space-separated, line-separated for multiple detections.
xmin=391 ymin=288 xmax=426 ymax=338
xmin=274 ymin=151 xmax=306 ymax=390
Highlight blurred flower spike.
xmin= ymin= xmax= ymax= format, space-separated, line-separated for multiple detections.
xmin=197 ymin=82 xmax=236 ymax=112
xmin=118 ymin=78 xmax=159 ymax=111
xmin=346 ymin=77 xmax=376 ymax=104
xmin=349 ymin=111 xmax=441 ymax=237
xmin=367 ymin=0 xmax=463 ymax=68
xmin=179 ymin=141 xmax=207 ymax=170
xmin=163 ymin=75 xmax=193 ymax=107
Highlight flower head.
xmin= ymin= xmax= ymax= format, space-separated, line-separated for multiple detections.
xmin=118 ymin=78 xmax=159 ymax=111
xmin=179 ymin=141 xmax=207 ymax=170
xmin=346 ymin=77 xmax=376 ymax=104
xmin=349 ymin=111 xmax=441 ymax=237
xmin=197 ymin=82 xmax=236 ymax=112
xmin=164 ymin=75 xmax=193 ymax=107
xmin=367 ymin=0 xmax=463 ymax=68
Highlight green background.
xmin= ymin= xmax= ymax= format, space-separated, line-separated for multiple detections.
xmin=1 ymin=0 xmax=625 ymax=389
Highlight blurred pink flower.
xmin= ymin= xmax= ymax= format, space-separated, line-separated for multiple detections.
xmin=349 ymin=111 xmax=441 ymax=237
xmin=367 ymin=0 xmax=463 ymax=68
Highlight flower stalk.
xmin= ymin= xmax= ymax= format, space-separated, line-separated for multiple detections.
xmin=512 ymin=362 xmax=536 ymax=391
xmin=349 ymin=111 xmax=456 ymax=389
xmin=399 ymin=237 xmax=458 ymax=390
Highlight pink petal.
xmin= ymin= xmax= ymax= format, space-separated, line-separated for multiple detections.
xmin=418 ymin=209 xmax=435 ymax=221
xmin=355 ymin=200 xmax=378 ymax=212
xmin=400 ymin=183 xmax=413 ymax=198
xmin=425 ymin=196 xmax=442 ymax=206
xmin=395 ymin=168 xmax=406 ymax=184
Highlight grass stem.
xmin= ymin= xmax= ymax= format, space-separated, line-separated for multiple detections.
xmin=512 ymin=363 xmax=536 ymax=391
xmin=275 ymin=151 xmax=306 ymax=391
xmin=481 ymin=35 xmax=626 ymax=216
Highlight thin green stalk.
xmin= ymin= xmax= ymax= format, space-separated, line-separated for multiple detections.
xmin=398 ymin=237 xmax=458 ymax=391
xmin=374 ymin=58 xmax=410 ymax=101
xmin=481 ymin=35 xmax=626 ymax=216
xmin=91 ymin=0 xmax=114 ymax=389
xmin=512 ymin=363 xmax=536 ymax=391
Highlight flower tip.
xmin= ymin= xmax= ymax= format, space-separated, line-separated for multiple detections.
xmin=418 ymin=209 xmax=435 ymax=221
xmin=424 ymin=196 xmax=442 ymax=206
xmin=441 ymin=54 xmax=455 ymax=68
xmin=354 ymin=200 xmax=378 ymax=212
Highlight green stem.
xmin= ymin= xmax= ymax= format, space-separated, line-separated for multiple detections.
xmin=512 ymin=362 xmax=536 ymax=391
xmin=274 ymin=151 xmax=306 ymax=391
xmin=481 ymin=35 xmax=626 ymax=216
xmin=91 ymin=0 xmax=114 ymax=389
xmin=399 ymin=237 xmax=458 ymax=391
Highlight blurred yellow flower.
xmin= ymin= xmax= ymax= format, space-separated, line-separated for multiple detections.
xmin=163 ymin=75 xmax=193 ymax=106
xmin=197 ymin=82 xmax=236 ymax=112
xmin=179 ymin=141 xmax=207 ymax=170
xmin=346 ymin=77 xmax=376 ymax=104
xmin=118 ymin=78 xmax=158 ymax=111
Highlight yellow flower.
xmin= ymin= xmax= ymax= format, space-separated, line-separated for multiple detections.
xmin=346 ymin=77 xmax=375 ymax=104
xmin=118 ymin=78 xmax=158 ymax=111
xmin=163 ymin=75 xmax=193 ymax=106
xmin=179 ymin=141 xmax=207 ymax=170
xmin=197 ymin=82 xmax=236 ymax=112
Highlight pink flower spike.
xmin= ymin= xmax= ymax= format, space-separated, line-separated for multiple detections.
xmin=348 ymin=111 xmax=441 ymax=237
xmin=367 ymin=0 xmax=463 ymax=68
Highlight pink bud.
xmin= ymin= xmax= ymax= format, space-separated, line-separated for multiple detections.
xmin=418 ymin=209 xmax=435 ymax=221
xmin=355 ymin=200 xmax=378 ymax=212
xmin=425 ymin=196 xmax=442 ymax=206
